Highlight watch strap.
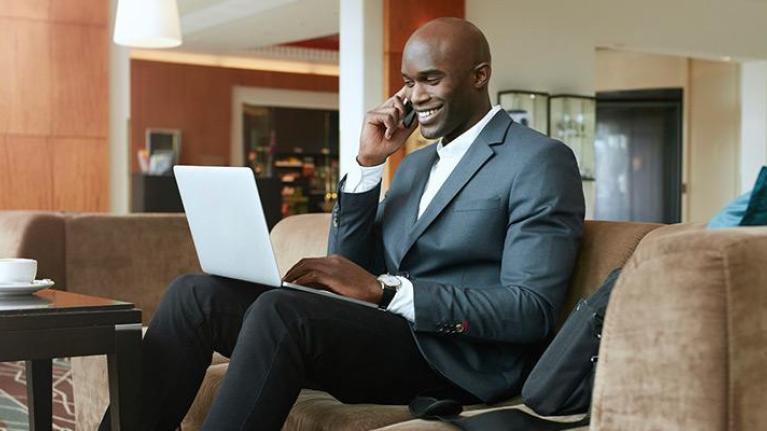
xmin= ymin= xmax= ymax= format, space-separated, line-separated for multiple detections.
xmin=378 ymin=281 xmax=398 ymax=309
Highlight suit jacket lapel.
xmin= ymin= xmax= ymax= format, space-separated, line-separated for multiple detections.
xmin=398 ymin=111 xmax=512 ymax=266
xmin=401 ymin=145 xmax=438 ymax=227
xmin=389 ymin=145 xmax=437 ymax=266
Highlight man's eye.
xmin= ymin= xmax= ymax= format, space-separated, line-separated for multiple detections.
xmin=426 ymin=78 xmax=440 ymax=85
xmin=405 ymin=81 xmax=415 ymax=88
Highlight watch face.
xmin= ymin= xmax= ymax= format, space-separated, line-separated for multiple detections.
xmin=378 ymin=274 xmax=401 ymax=288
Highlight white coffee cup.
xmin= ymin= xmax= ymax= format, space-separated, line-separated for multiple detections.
xmin=0 ymin=258 xmax=38 ymax=284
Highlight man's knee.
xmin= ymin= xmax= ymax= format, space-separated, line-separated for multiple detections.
xmin=160 ymin=273 xmax=219 ymax=314
xmin=243 ymin=289 xmax=311 ymax=328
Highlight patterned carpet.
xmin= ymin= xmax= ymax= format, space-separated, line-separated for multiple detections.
xmin=0 ymin=359 xmax=75 ymax=431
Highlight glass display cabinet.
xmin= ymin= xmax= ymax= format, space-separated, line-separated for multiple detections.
xmin=549 ymin=95 xmax=596 ymax=180
xmin=498 ymin=90 xmax=549 ymax=134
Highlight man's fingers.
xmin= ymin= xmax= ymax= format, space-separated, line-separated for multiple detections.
xmin=391 ymin=95 xmax=407 ymax=120
xmin=283 ymin=257 xmax=323 ymax=282
xmin=394 ymin=85 xmax=408 ymax=100
xmin=366 ymin=108 xmax=400 ymax=140
xmin=292 ymin=272 xmax=328 ymax=290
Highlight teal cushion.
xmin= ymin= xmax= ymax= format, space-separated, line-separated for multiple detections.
xmin=708 ymin=166 xmax=767 ymax=229
xmin=741 ymin=166 xmax=767 ymax=226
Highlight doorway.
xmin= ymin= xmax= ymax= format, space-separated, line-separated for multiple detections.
xmin=595 ymin=89 xmax=683 ymax=223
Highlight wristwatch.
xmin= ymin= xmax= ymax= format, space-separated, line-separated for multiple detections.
xmin=377 ymin=274 xmax=401 ymax=310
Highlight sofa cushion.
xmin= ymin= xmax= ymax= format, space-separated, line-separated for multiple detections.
xmin=591 ymin=223 xmax=767 ymax=430
xmin=708 ymin=166 xmax=767 ymax=228
xmin=372 ymin=403 xmax=588 ymax=431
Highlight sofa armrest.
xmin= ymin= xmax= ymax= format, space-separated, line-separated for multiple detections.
xmin=65 ymin=213 xmax=200 ymax=324
xmin=0 ymin=211 xmax=66 ymax=290
xmin=591 ymin=224 xmax=767 ymax=430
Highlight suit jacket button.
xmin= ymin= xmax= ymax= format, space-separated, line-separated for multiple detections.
xmin=455 ymin=323 xmax=464 ymax=332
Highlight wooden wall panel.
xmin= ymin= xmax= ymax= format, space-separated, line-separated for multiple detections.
xmin=383 ymin=0 xmax=464 ymax=179
xmin=51 ymin=22 xmax=109 ymax=137
xmin=0 ymin=0 xmax=109 ymax=213
xmin=0 ymin=18 xmax=52 ymax=135
xmin=51 ymin=137 xmax=109 ymax=212
xmin=131 ymin=60 xmax=339 ymax=172
xmin=0 ymin=0 xmax=49 ymax=20
xmin=0 ymin=136 xmax=54 ymax=209
xmin=49 ymin=0 xmax=108 ymax=25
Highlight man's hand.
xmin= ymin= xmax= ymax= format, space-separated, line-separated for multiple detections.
xmin=283 ymin=255 xmax=383 ymax=305
xmin=357 ymin=87 xmax=419 ymax=167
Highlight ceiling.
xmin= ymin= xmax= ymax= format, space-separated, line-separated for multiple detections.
xmin=175 ymin=0 xmax=340 ymax=56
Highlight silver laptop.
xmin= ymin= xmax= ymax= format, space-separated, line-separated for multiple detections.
xmin=174 ymin=165 xmax=376 ymax=309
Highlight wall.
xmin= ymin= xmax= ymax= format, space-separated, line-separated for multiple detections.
xmin=740 ymin=62 xmax=767 ymax=193
xmin=594 ymin=50 xmax=742 ymax=222
xmin=0 ymin=0 xmax=109 ymax=212
xmin=595 ymin=50 xmax=689 ymax=92
xmin=595 ymin=50 xmax=691 ymax=221
xmin=469 ymin=0 xmax=759 ymax=222
xmin=130 ymin=60 xmax=338 ymax=172
xmin=688 ymin=60 xmax=741 ymax=222
xmin=468 ymin=0 xmax=767 ymax=99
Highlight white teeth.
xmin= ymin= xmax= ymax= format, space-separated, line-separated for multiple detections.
xmin=417 ymin=107 xmax=441 ymax=120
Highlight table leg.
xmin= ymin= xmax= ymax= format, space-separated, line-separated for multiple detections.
xmin=107 ymin=323 xmax=142 ymax=431
xmin=25 ymin=359 xmax=52 ymax=431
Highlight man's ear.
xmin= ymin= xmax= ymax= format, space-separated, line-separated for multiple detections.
xmin=473 ymin=63 xmax=491 ymax=89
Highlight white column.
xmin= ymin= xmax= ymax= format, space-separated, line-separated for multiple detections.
xmin=740 ymin=61 xmax=767 ymax=193
xmin=338 ymin=0 xmax=383 ymax=179
xmin=109 ymin=0 xmax=131 ymax=213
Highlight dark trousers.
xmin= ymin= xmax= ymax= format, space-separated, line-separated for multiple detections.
xmin=99 ymin=273 xmax=476 ymax=430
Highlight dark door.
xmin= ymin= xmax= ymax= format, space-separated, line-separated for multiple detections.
xmin=595 ymin=89 xmax=683 ymax=223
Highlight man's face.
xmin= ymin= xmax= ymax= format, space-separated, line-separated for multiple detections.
xmin=401 ymin=39 xmax=476 ymax=142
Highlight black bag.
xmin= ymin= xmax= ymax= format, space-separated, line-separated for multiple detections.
xmin=408 ymin=268 xmax=621 ymax=430
xmin=521 ymin=268 xmax=622 ymax=416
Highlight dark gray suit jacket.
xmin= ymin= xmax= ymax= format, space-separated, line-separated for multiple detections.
xmin=328 ymin=111 xmax=585 ymax=402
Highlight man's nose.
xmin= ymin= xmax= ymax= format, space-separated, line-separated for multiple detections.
xmin=411 ymin=84 xmax=430 ymax=105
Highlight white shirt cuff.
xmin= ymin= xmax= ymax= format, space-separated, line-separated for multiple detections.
xmin=386 ymin=276 xmax=415 ymax=322
xmin=342 ymin=159 xmax=385 ymax=193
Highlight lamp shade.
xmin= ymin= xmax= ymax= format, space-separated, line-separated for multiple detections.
xmin=113 ymin=0 xmax=182 ymax=48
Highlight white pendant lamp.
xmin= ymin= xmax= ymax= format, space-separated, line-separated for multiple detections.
xmin=113 ymin=0 xmax=183 ymax=48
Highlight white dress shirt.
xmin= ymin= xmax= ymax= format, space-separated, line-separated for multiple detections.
xmin=342 ymin=105 xmax=503 ymax=322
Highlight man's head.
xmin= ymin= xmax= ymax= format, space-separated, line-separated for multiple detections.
xmin=402 ymin=18 xmax=492 ymax=142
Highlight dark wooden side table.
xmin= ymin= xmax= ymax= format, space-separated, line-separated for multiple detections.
xmin=0 ymin=289 xmax=142 ymax=430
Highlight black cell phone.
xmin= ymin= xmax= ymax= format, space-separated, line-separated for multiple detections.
xmin=402 ymin=99 xmax=416 ymax=128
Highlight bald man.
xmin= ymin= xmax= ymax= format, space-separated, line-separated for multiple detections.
xmin=102 ymin=18 xmax=584 ymax=431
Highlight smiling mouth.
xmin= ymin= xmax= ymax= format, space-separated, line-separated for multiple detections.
xmin=416 ymin=106 xmax=443 ymax=123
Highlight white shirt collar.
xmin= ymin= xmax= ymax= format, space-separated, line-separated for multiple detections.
xmin=436 ymin=105 xmax=502 ymax=159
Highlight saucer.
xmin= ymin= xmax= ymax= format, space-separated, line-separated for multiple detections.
xmin=0 ymin=279 xmax=55 ymax=296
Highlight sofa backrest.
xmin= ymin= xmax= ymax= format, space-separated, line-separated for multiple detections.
xmin=560 ymin=220 xmax=661 ymax=327
xmin=591 ymin=224 xmax=767 ymax=431
xmin=271 ymin=213 xmax=332 ymax=275
xmin=0 ymin=210 xmax=661 ymax=330
xmin=64 ymin=213 xmax=201 ymax=323
xmin=268 ymin=214 xmax=662 ymax=329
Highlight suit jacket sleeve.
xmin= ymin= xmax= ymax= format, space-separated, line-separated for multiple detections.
xmin=412 ymin=143 xmax=585 ymax=344
xmin=327 ymin=176 xmax=387 ymax=276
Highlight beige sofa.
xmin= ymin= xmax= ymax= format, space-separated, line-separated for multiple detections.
xmin=1 ymin=211 xmax=765 ymax=430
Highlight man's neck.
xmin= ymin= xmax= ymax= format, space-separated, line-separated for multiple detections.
xmin=442 ymin=101 xmax=493 ymax=145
